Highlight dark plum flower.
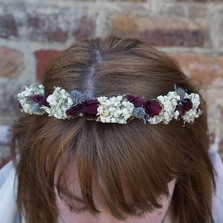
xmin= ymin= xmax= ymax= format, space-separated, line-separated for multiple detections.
xmin=175 ymin=104 xmax=185 ymax=116
xmin=29 ymin=94 xmax=49 ymax=107
xmin=84 ymin=99 xmax=100 ymax=116
xmin=143 ymin=99 xmax=162 ymax=117
xmin=175 ymin=98 xmax=193 ymax=116
xmin=125 ymin=94 xmax=146 ymax=107
xmin=182 ymin=98 xmax=193 ymax=111
xmin=66 ymin=103 xmax=85 ymax=117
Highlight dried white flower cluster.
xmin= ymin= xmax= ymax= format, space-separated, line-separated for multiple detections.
xmin=181 ymin=93 xmax=203 ymax=124
xmin=148 ymin=91 xmax=181 ymax=124
xmin=97 ymin=96 xmax=134 ymax=124
xmin=147 ymin=91 xmax=202 ymax=124
xmin=17 ymin=84 xmax=45 ymax=115
xmin=42 ymin=87 xmax=74 ymax=119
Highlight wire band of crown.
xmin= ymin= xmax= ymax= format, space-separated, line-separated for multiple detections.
xmin=17 ymin=84 xmax=203 ymax=125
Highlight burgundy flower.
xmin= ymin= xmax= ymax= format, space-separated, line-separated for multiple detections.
xmin=182 ymin=98 xmax=193 ymax=111
xmin=143 ymin=99 xmax=162 ymax=117
xmin=29 ymin=94 xmax=49 ymax=107
xmin=66 ymin=103 xmax=85 ymax=117
xmin=84 ymin=99 xmax=100 ymax=116
xmin=175 ymin=98 xmax=193 ymax=116
xmin=175 ymin=104 xmax=185 ymax=116
xmin=125 ymin=94 xmax=146 ymax=107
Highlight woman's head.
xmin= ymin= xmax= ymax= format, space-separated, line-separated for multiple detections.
xmin=11 ymin=35 xmax=215 ymax=223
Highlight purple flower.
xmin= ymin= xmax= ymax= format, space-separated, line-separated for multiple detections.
xmin=66 ymin=103 xmax=85 ymax=117
xmin=125 ymin=94 xmax=146 ymax=107
xmin=143 ymin=99 xmax=162 ymax=117
xmin=29 ymin=94 xmax=49 ymax=107
xmin=175 ymin=104 xmax=184 ymax=116
xmin=182 ymin=98 xmax=193 ymax=111
xmin=84 ymin=99 xmax=100 ymax=117
xmin=175 ymin=98 xmax=193 ymax=116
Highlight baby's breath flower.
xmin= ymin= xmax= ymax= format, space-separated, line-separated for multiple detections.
xmin=42 ymin=87 xmax=73 ymax=119
xmin=97 ymin=96 xmax=134 ymax=124
xmin=17 ymin=84 xmax=46 ymax=115
xmin=181 ymin=93 xmax=203 ymax=124
xmin=148 ymin=91 xmax=180 ymax=124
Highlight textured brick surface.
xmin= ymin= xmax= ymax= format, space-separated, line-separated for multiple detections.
xmin=34 ymin=50 xmax=61 ymax=82
xmin=0 ymin=125 xmax=11 ymax=146
xmin=27 ymin=12 xmax=69 ymax=42
xmin=209 ymin=7 xmax=223 ymax=49
xmin=0 ymin=82 xmax=22 ymax=122
xmin=172 ymin=53 xmax=223 ymax=86
xmin=177 ymin=0 xmax=209 ymax=3
xmin=72 ymin=16 xmax=96 ymax=41
xmin=0 ymin=14 xmax=18 ymax=39
xmin=110 ymin=13 xmax=207 ymax=47
xmin=104 ymin=0 xmax=147 ymax=1
xmin=177 ymin=0 xmax=223 ymax=2
xmin=0 ymin=47 xmax=24 ymax=78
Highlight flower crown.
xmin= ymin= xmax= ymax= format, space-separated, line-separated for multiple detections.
xmin=17 ymin=84 xmax=203 ymax=125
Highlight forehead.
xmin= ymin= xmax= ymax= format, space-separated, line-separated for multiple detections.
xmin=55 ymin=158 xmax=176 ymax=207
xmin=55 ymin=164 xmax=176 ymax=223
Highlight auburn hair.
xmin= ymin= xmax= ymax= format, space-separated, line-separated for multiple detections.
xmin=11 ymin=35 xmax=216 ymax=223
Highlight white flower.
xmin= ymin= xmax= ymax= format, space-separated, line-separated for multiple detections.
xmin=181 ymin=93 xmax=202 ymax=124
xmin=147 ymin=115 xmax=163 ymax=124
xmin=42 ymin=87 xmax=73 ymax=119
xmin=148 ymin=91 xmax=180 ymax=124
xmin=17 ymin=84 xmax=46 ymax=115
xmin=96 ymin=96 xmax=134 ymax=124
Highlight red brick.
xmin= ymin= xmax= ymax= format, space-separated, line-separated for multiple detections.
xmin=72 ymin=16 xmax=96 ymax=41
xmin=171 ymin=53 xmax=223 ymax=86
xmin=0 ymin=14 xmax=18 ymax=39
xmin=111 ymin=13 xmax=137 ymax=33
xmin=111 ymin=13 xmax=207 ymax=47
xmin=27 ymin=13 xmax=69 ymax=42
xmin=0 ymin=47 xmax=24 ymax=78
xmin=35 ymin=50 xmax=61 ymax=82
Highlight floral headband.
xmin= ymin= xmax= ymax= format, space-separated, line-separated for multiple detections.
xmin=17 ymin=84 xmax=203 ymax=125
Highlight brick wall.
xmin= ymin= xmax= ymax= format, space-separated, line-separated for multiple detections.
xmin=1 ymin=0 xmax=223 ymax=168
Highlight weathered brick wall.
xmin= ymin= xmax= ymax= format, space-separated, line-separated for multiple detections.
xmin=1 ymin=0 xmax=223 ymax=168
